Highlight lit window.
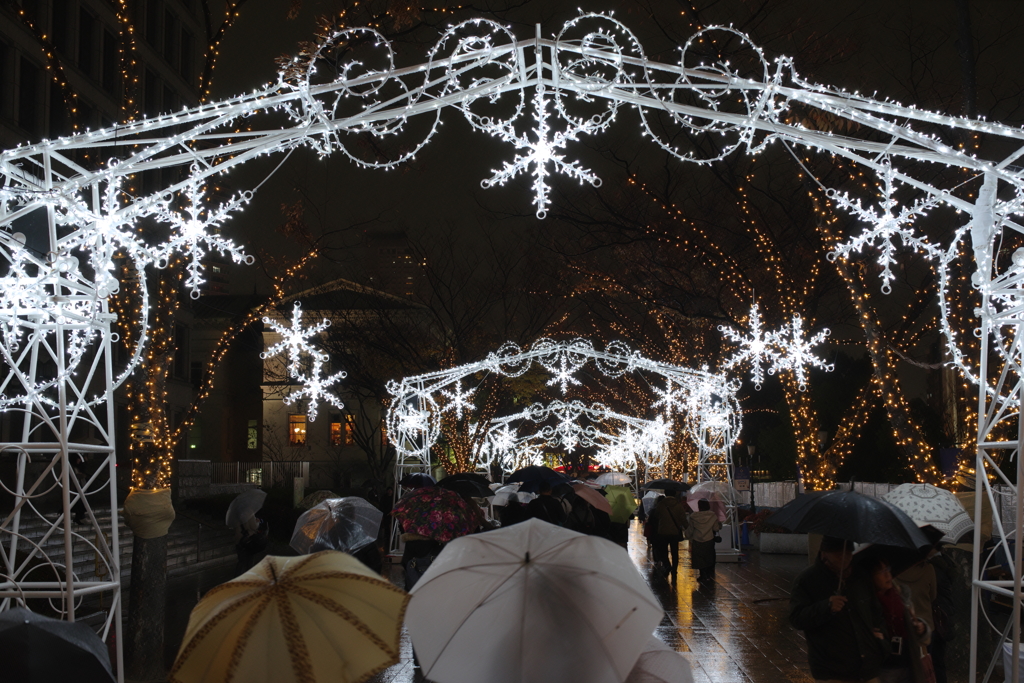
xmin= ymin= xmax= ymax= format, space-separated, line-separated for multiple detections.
xmin=288 ymin=414 xmax=306 ymax=446
xmin=330 ymin=416 xmax=342 ymax=447
xmin=247 ymin=419 xmax=258 ymax=449
xmin=345 ymin=414 xmax=356 ymax=446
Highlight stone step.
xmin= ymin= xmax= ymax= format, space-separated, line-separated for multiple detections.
xmin=4 ymin=509 xmax=239 ymax=583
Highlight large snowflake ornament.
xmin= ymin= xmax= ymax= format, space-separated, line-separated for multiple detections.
xmin=282 ymin=356 xmax=346 ymax=422
xmin=155 ymin=173 xmax=255 ymax=298
xmin=720 ymin=303 xmax=772 ymax=389
xmin=652 ymin=379 xmax=687 ymax=415
xmin=261 ymin=302 xmax=344 ymax=421
xmin=60 ymin=174 xmax=167 ymax=298
xmin=828 ymin=161 xmax=941 ymax=294
xmin=770 ymin=315 xmax=834 ymax=390
xmin=480 ymin=89 xmax=604 ymax=219
xmin=262 ymin=302 xmax=331 ymax=376
xmin=721 ymin=304 xmax=833 ymax=391
xmin=439 ymin=380 xmax=476 ymax=419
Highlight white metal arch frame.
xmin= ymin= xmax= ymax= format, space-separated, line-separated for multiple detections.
xmin=385 ymin=337 xmax=739 ymax=473
xmin=479 ymin=399 xmax=672 ymax=475
xmin=385 ymin=336 xmax=739 ymax=550
xmin=0 ymin=11 xmax=1021 ymax=681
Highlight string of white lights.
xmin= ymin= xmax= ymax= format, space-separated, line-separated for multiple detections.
xmin=386 ymin=337 xmax=739 ymax=472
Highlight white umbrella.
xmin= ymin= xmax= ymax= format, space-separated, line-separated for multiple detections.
xmin=688 ymin=480 xmax=739 ymax=500
xmin=641 ymin=491 xmax=662 ymax=516
xmin=225 ymin=488 xmax=267 ymax=528
xmin=881 ymin=483 xmax=973 ymax=544
xmin=626 ymin=636 xmax=695 ymax=683
xmin=491 ymin=484 xmax=536 ymax=506
xmin=595 ymin=472 xmax=633 ymax=487
xmin=406 ymin=518 xmax=663 ymax=683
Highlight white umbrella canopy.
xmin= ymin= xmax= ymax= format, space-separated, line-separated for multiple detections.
xmin=688 ymin=480 xmax=739 ymax=500
xmin=881 ymin=483 xmax=974 ymax=544
xmin=406 ymin=519 xmax=663 ymax=683
xmin=625 ymin=637 xmax=695 ymax=683
xmin=491 ymin=485 xmax=536 ymax=507
xmin=595 ymin=472 xmax=633 ymax=487
xmin=225 ymin=488 xmax=267 ymax=528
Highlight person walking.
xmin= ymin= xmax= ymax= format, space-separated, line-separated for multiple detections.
xmin=652 ymin=492 xmax=687 ymax=580
xmin=686 ymin=499 xmax=722 ymax=582
xmin=790 ymin=536 xmax=888 ymax=683
xmin=234 ymin=515 xmax=269 ymax=576
xmin=871 ymin=559 xmax=931 ymax=683
xmin=525 ymin=481 xmax=566 ymax=526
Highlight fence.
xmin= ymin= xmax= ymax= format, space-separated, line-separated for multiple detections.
xmin=747 ymin=481 xmax=896 ymax=509
xmin=209 ymin=461 xmax=310 ymax=489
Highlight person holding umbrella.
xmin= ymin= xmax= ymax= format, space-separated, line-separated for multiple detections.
xmin=790 ymin=536 xmax=888 ymax=683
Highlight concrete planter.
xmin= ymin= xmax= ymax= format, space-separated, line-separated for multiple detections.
xmin=759 ymin=532 xmax=809 ymax=554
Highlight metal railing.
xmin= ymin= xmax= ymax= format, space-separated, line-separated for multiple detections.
xmin=210 ymin=461 xmax=310 ymax=489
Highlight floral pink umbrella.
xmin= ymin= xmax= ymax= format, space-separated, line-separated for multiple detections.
xmin=392 ymin=486 xmax=482 ymax=542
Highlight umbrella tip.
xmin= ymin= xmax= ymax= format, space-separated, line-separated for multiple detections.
xmin=524 ymin=552 xmax=530 ymax=564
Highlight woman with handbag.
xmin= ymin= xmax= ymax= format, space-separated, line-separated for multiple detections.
xmin=871 ymin=559 xmax=935 ymax=683
xmin=686 ymin=499 xmax=722 ymax=582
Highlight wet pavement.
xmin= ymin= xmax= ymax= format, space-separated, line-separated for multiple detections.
xmin=369 ymin=522 xmax=815 ymax=683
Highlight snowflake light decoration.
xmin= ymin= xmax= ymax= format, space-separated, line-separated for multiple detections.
xmin=721 ymin=305 xmax=833 ymax=391
xmin=479 ymin=400 xmax=671 ymax=473
xmin=772 ymin=315 xmax=834 ymax=390
xmin=720 ymin=303 xmax=772 ymax=389
xmin=439 ymin=380 xmax=476 ymax=420
xmin=388 ymin=338 xmax=737 ymax=475
xmin=154 ymin=172 xmax=255 ymax=298
xmin=480 ymin=88 xmax=603 ymax=219
xmin=828 ymin=160 xmax=942 ymax=294
xmin=282 ymin=356 xmax=346 ymax=422
xmin=261 ymin=302 xmax=344 ymax=421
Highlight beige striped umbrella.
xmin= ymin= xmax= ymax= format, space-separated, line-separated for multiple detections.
xmin=169 ymin=551 xmax=408 ymax=683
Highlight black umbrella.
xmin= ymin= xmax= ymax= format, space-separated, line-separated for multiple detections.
xmin=506 ymin=465 xmax=569 ymax=488
xmin=642 ymin=478 xmax=691 ymax=493
xmin=438 ymin=474 xmax=493 ymax=499
xmin=399 ymin=472 xmax=436 ymax=489
xmin=0 ymin=607 xmax=115 ymax=683
xmin=768 ymin=490 xmax=931 ymax=549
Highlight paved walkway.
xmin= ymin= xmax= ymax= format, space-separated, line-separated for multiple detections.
xmin=372 ymin=522 xmax=816 ymax=683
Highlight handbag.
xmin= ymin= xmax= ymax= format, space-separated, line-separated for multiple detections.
xmin=714 ymin=534 xmax=723 ymax=543
xmin=643 ymin=515 xmax=656 ymax=539
xmin=404 ymin=553 xmax=437 ymax=591
xmin=919 ymin=649 xmax=937 ymax=683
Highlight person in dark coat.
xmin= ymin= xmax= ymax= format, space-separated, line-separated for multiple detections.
xmin=928 ymin=548 xmax=958 ymax=683
xmin=789 ymin=535 xmax=888 ymax=682
xmin=235 ymin=516 xmax=269 ymax=576
xmin=525 ymin=481 xmax=566 ymax=526
xmin=651 ymin=492 xmax=687 ymax=580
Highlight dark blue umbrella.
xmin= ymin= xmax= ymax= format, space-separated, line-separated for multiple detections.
xmin=768 ymin=490 xmax=931 ymax=549
xmin=399 ymin=472 xmax=436 ymax=489
xmin=642 ymin=478 xmax=691 ymax=493
xmin=438 ymin=473 xmax=493 ymax=499
xmin=507 ymin=465 xmax=569 ymax=489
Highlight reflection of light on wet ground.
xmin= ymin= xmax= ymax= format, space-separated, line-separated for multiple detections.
xmin=367 ymin=521 xmax=815 ymax=683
